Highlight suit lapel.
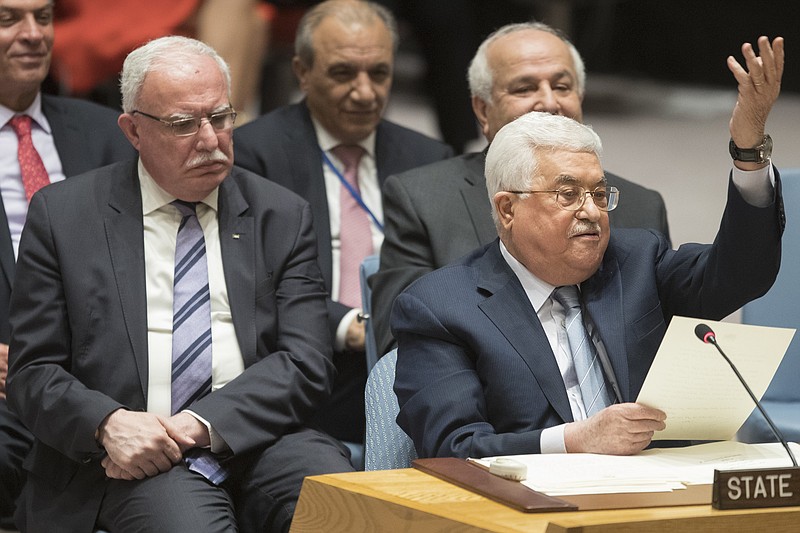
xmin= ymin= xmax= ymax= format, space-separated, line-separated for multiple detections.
xmin=104 ymin=162 xmax=149 ymax=396
xmin=217 ymin=174 xmax=257 ymax=365
xmin=459 ymin=151 xmax=496 ymax=246
xmin=43 ymin=95 xmax=82 ymax=177
xmin=582 ymin=245 xmax=630 ymax=401
xmin=292 ymin=103 xmax=333 ymax=286
xmin=475 ymin=244 xmax=574 ymax=422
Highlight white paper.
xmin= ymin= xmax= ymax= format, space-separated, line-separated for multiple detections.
xmin=474 ymin=441 xmax=800 ymax=496
xmin=635 ymin=316 xmax=795 ymax=440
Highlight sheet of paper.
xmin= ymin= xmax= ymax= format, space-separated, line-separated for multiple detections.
xmin=474 ymin=441 xmax=800 ymax=496
xmin=635 ymin=316 xmax=795 ymax=440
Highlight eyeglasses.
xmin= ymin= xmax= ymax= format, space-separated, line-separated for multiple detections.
xmin=507 ymin=185 xmax=619 ymax=211
xmin=132 ymin=108 xmax=237 ymax=136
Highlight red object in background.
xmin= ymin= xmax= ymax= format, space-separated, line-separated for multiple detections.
xmin=51 ymin=0 xmax=200 ymax=94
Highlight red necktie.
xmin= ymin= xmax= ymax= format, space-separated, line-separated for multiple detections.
xmin=10 ymin=115 xmax=50 ymax=202
xmin=331 ymin=144 xmax=372 ymax=308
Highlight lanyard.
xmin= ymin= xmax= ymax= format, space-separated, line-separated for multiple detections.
xmin=321 ymin=149 xmax=384 ymax=233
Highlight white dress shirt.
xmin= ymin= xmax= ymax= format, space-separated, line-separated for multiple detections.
xmin=139 ymin=160 xmax=243 ymax=451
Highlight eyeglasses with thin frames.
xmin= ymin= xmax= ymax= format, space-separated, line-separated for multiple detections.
xmin=132 ymin=108 xmax=237 ymax=137
xmin=506 ymin=185 xmax=620 ymax=211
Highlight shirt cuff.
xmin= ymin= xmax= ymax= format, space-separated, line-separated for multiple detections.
xmin=183 ymin=410 xmax=230 ymax=454
xmin=540 ymin=424 xmax=568 ymax=454
xmin=335 ymin=308 xmax=362 ymax=352
xmin=731 ymin=164 xmax=775 ymax=208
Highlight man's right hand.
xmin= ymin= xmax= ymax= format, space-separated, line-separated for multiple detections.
xmin=345 ymin=314 xmax=366 ymax=352
xmin=564 ymin=403 xmax=667 ymax=455
xmin=97 ymin=409 xmax=192 ymax=480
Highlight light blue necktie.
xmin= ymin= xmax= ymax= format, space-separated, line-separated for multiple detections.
xmin=171 ymin=200 xmax=227 ymax=484
xmin=553 ymin=285 xmax=612 ymax=417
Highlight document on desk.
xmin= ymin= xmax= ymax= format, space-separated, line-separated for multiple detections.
xmin=473 ymin=441 xmax=800 ymax=496
xmin=635 ymin=316 xmax=795 ymax=440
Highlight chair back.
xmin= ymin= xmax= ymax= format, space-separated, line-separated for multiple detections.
xmin=738 ymin=168 xmax=800 ymax=442
xmin=364 ymin=348 xmax=418 ymax=470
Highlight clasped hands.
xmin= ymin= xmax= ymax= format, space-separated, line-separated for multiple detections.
xmin=96 ymin=409 xmax=210 ymax=480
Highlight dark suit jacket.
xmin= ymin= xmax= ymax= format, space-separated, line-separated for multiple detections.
xmin=391 ymin=175 xmax=783 ymax=459
xmin=6 ymin=162 xmax=335 ymax=532
xmin=372 ymin=151 xmax=672 ymax=355
xmin=0 ymin=94 xmax=134 ymax=343
xmin=233 ymin=101 xmax=453 ymax=337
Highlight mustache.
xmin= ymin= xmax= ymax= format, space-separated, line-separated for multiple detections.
xmin=568 ymin=221 xmax=601 ymax=237
xmin=187 ymin=149 xmax=228 ymax=167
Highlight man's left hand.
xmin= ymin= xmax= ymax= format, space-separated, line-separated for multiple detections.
xmin=727 ymin=35 xmax=784 ymax=164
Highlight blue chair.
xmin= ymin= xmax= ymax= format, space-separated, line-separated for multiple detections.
xmin=364 ymin=349 xmax=418 ymax=470
xmin=359 ymin=254 xmax=380 ymax=373
xmin=737 ymin=168 xmax=800 ymax=443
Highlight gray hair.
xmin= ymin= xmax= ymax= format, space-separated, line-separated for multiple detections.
xmin=468 ymin=22 xmax=586 ymax=104
xmin=294 ymin=0 xmax=399 ymax=67
xmin=486 ymin=112 xmax=602 ymax=226
xmin=120 ymin=36 xmax=232 ymax=113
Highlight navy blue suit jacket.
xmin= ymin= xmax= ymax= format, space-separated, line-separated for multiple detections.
xmin=391 ymin=175 xmax=784 ymax=460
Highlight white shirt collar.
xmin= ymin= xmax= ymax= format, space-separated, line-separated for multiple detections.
xmin=138 ymin=158 xmax=218 ymax=216
xmin=310 ymin=116 xmax=376 ymax=158
xmin=0 ymin=92 xmax=51 ymax=133
xmin=499 ymin=240 xmax=556 ymax=312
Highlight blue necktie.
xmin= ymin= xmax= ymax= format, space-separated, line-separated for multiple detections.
xmin=553 ymin=285 xmax=612 ymax=417
xmin=171 ymin=200 xmax=227 ymax=484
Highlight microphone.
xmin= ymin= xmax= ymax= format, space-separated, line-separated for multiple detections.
xmin=694 ymin=323 xmax=797 ymax=467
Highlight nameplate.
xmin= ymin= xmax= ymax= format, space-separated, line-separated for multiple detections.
xmin=712 ymin=466 xmax=800 ymax=510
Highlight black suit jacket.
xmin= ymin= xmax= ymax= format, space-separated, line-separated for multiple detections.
xmin=0 ymin=94 xmax=134 ymax=343
xmin=233 ymin=101 xmax=454 ymax=337
xmin=372 ymin=151 xmax=672 ymax=355
xmin=391 ymin=175 xmax=783 ymax=459
xmin=6 ymin=162 xmax=335 ymax=532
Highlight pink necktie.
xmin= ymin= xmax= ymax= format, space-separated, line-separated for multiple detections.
xmin=10 ymin=115 xmax=50 ymax=202
xmin=331 ymin=144 xmax=372 ymax=308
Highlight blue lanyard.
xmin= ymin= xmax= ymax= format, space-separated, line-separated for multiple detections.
xmin=321 ymin=149 xmax=384 ymax=233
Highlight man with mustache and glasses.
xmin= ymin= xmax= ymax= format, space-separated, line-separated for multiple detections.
xmin=392 ymin=36 xmax=785 ymax=459
xmin=6 ymin=36 xmax=353 ymax=533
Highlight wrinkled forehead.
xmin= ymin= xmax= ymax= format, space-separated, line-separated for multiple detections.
xmin=534 ymin=149 xmax=604 ymax=187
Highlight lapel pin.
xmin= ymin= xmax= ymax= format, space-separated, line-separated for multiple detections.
xmin=232 ymin=233 xmax=241 ymax=239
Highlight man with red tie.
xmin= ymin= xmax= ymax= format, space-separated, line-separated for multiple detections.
xmin=0 ymin=0 xmax=133 ymax=527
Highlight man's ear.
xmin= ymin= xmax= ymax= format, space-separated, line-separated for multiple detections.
xmin=292 ymin=56 xmax=310 ymax=93
xmin=117 ymin=114 xmax=141 ymax=151
xmin=472 ymin=96 xmax=491 ymax=140
xmin=493 ymin=192 xmax=516 ymax=231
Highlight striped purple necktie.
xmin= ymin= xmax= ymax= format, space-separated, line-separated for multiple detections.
xmin=171 ymin=200 xmax=227 ymax=484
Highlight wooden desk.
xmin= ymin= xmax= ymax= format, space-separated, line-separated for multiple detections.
xmin=291 ymin=468 xmax=800 ymax=532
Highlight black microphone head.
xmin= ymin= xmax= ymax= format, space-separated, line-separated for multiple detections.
xmin=694 ymin=323 xmax=716 ymax=344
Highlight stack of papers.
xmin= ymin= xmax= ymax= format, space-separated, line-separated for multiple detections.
xmin=473 ymin=441 xmax=800 ymax=496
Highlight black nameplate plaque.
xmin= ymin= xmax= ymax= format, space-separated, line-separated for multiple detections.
xmin=712 ymin=466 xmax=800 ymax=510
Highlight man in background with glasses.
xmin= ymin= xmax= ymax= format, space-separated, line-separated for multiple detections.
xmin=6 ymin=35 xmax=353 ymax=532
xmin=392 ymin=35 xmax=785 ymax=459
